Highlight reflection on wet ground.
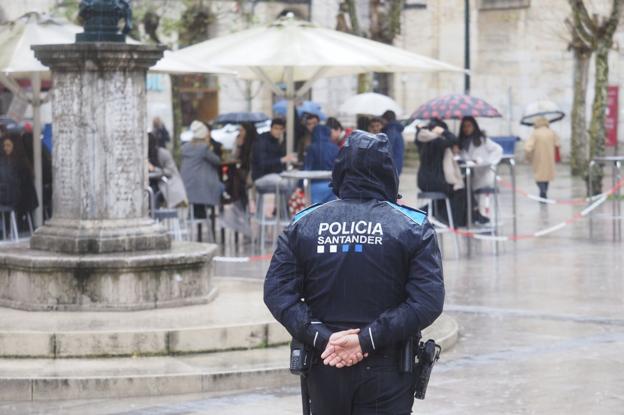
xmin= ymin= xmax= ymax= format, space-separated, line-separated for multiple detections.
xmin=3 ymin=164 xmax=623 ymax=414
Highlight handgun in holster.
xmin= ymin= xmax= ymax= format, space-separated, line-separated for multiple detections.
xmin=290 ymin=338 xmax=312 ymax=415
xmin=399 ymin=336 xmax=441 ymax=400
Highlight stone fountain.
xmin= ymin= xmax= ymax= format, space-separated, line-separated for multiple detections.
xmin=0 ymin=0 xmax=217 ymax=311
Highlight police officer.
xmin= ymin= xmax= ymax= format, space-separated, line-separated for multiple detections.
xmin=264 ymin=131 xmax=445 ymax=414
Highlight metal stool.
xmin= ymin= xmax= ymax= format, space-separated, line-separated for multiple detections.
xmin=252 ymin=186 xmax=290 ymax=254
xmin=154 ymin=208 xmax=184 ymax=241
xmin=0 ymin=206 xmax=19 ymax=241
xmin=417 ymin=192 xmax=460 ymax=259
xmin=474 ymin=186 xmax=500 ymax=255
xmin=188 ymin=204 xmax=217 ymax=243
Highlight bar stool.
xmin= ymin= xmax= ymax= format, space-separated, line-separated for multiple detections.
xmin=252 ymin=186 xmax=290 ymax=254
xmin=154 ymin=208 xmax=184 ymax=241
xmin=417 ymin=192 xmax=460 ymax=259
xmin=188 ymin=204 xmax=217 ymax=243
xmin=0 ymin=206 xmax=19 ymax=241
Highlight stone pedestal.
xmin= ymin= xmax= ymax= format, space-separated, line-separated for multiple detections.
xmin=30 ymin=43 xmax=169 ymax=254
xmin=0 ymin=242 xmax=218 ymax=311
xmin=0 ymin=42 xmax=219 ymax=311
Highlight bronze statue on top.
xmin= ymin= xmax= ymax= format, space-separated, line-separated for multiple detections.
xmin=76 ymin=0 xmax=132 ymax=43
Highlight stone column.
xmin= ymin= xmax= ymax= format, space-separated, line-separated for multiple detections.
xmin=30 ymin=43 xmax=170 ymax=254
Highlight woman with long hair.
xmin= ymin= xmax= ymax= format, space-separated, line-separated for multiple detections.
xmin=458 ymin=116 xmax=502 ymax=222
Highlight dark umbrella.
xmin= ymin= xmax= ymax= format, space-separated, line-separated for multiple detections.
xmin=215 ymin=112 xmax=269 ymax=124
xmin=410 ymin=94 xmax=502 ymax=120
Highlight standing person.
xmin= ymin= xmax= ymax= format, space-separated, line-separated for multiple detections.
xmin=180 ymin=120 xmax=223 ymax=229
xmin=148 ymin=133 xmax=187 ymax=209
xmin=0 ymin=135 xmax=38 ymax=228
xmin=232 ymin=122 xmax=257 ymax=209
xmin=326 ymin=117 xmax=347 ymax=149
xmin=356 ymin=115 xmax=370 ymax=132
xmin=381 ymin=110 xmax=406 ymax=175
xmin=151 ymin=117 xmax=171 ymax=148
xmin=297 ymin=113 xmax=320 ymax=161
xmin=0 ymin=137 xmax=20 ymax=211
xmin=251 ymin=118 xmax=297 ymax=194
xmin=524 ymin=116 xmax=560 ymax=200
xmin=304 ymin=124 xmax=338 ymax=204
xmin=264 ymin=131 xmax=445 ymax=415
xmin=415 ymin=118 xmax=483 ymax=227
xmin=368 ymin=116 xmax=384 ymax=134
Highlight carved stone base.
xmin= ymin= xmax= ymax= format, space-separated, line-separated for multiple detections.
xmin=0 ymin=241 xmax=217 ymax=311
xmin=30 ymin=218 xmax=171 ymax=254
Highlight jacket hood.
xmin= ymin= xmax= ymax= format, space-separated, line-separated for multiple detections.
xmin=311 ymin=124 xmax=331 ymax=144
xmin=331 ymin=130 xmax=399 ymax=202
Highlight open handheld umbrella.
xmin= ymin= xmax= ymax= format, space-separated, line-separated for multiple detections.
xmin=338 ymin=92 xmax=402 ymax=116
xmin=273 ymin=100 xmax=327 ymax=120
xmin=411 ymin=94 xmax=502 ymax=120
xmin=520 ymin=100 xmax=565 ymax=126
xmin=214 ymin=112 xmax=269 ymax=124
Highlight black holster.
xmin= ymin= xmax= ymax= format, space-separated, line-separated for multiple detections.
xmin=399 ymin=336 xmax=441 ymax=400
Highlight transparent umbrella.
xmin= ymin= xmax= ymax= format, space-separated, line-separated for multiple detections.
xmin=339 ymin=92 xmax=402 ymax=116
xmin=521 ymin=100 xmax=565 ymax=126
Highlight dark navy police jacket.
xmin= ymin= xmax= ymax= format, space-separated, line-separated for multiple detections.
xmin=264 ymin=131 xmax=445 ymax=356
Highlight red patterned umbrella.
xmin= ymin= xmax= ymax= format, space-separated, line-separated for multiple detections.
xmin=410 ymin=94 xmax=502 ymax=120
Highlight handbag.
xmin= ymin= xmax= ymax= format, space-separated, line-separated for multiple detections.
xmin=555 ymin=146 xmax=561 ymax=163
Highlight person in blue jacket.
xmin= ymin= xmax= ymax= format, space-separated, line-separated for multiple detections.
xmin=304 ymin=124 xmax=339 ymax=204
xmin=381 ymin=110 xmax=406 ymax=176
xmin=264 ymin=130 xmax=445 ymax=415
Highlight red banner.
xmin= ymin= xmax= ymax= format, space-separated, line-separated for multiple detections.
xmin=606 ymin=85 xmax=619 ymax=147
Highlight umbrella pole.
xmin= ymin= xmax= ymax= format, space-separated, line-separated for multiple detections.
xmin=286 ymin=66 xmax=295 ymax=156
xmin=32 ymin=72 xmax=43 ymax=228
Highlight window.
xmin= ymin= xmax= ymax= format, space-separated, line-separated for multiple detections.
xmin=404 ymin=0 xmax=426 ymax=9
xmin=479 ymin=0 xmax=530 ymax=10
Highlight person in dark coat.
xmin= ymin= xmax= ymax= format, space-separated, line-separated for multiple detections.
xmin=382 ymin=110 xmax=405 ymax=175
xmin=304 ymin=124 xmax=338 ymax=204
xmin=151 ymin=117 xmax=171 ymax=148
xmin=251 ymin=118 xmax=297 ymax=194
xmin=264 ymin=130 xmax=444 ymax=415
xmin=0 ymin=135 xmax=38 ymax=231
xmin=415 ymin=118 xmax=468 ymax=227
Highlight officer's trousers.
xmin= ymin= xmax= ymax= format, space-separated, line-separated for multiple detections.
xmin=306 ymin=353 xmax=416 ymax=415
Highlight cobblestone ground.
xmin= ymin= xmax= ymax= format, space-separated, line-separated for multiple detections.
xmin=3 ymin=164 xmax=623 ymax=415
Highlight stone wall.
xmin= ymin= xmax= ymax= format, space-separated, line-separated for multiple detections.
xmin=309 ymin=0 xmax=624 ymax=155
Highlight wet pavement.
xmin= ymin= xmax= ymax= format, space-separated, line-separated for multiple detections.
xmin=2 ymin=164 xmax=623 ymax=414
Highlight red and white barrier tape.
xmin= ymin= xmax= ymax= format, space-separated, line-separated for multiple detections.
xmin=430 ymin=177 xmax=624 ymax=242
xmin=496 ymin=177 xmax=607 ymax=206
xmin=214 ymin=178 xmax=624 ymax=259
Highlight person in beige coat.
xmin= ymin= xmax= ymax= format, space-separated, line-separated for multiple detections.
xmin=524 ymin=117 xmax=560 ymax=199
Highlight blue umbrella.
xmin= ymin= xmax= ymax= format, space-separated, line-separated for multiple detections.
xmin=214 ymin=112 xmax=270 ymax=124
xmin=273 ymin=100 xmax=326 ymax=120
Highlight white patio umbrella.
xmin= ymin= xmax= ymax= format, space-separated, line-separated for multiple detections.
xmin=339 ymin=92 xmax=403 ymax=116
xmin=170 ymin=13 xmax=464 ymax=154
xmin=0 ymin=12 xmax=232 ymax=226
